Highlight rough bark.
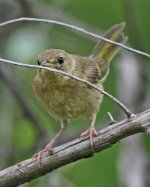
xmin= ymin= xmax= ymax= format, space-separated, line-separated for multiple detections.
xmin=0 ymin=109 xmax=150 ymax=187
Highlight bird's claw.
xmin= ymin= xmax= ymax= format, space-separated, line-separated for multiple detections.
xmin=33 ymin=147 xmax=52 ymax=167
xmin=80 ymin=127 xmax=98 ymax=151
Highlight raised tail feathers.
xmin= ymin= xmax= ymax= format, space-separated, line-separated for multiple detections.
xmin=91 ymin=23 xmax=127 ymax=81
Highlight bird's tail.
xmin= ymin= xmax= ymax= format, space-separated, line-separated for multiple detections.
xmin=91 ymin=23 xmax=127 ymax=81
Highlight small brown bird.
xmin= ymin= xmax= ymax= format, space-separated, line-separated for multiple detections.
xmin=33 ymin=23 xmax=127 ymax=159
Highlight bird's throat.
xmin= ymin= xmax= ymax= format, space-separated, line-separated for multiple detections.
xmin=39 ymin=69 xmax=69 ymax=87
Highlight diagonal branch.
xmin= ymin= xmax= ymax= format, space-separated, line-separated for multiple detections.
xmin=0 ymin=17 xmax=150 ymax=58
xmin=0 ymin=57 xmax=133 ymax=118
xmin=0 ymin=109 xmax=150 ymax=187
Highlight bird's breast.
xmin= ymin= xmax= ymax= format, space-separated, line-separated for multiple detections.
xmin=33 ymin=73 xmax=103 ymax=121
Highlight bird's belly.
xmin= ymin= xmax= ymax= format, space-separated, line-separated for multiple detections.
xmin=47 ymin=92 xmax=102 ymax=120
xmin=33 ymin=77 xmax=103 ymax=120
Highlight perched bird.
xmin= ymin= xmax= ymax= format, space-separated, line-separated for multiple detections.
xmin=33 ymin=23 xmax=127 ymax=159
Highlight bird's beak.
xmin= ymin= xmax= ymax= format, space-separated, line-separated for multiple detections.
xmin=41 ymin=60 xmax=49 ymax=66
xmin=41 ymin=60 xmax=54 ymax=68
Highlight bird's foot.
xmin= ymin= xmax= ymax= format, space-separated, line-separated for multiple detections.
xmin=80 ymin=127 xmax=98 ymax=151
xmin=33 ymin=146 xmax=52 ymax=167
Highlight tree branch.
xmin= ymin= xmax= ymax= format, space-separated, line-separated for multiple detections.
xmin=0 ymin=57 xmax=133 ymax=118
xmin=1 ymin=17 xmax=150 ymax=118
xmin=0 ymin=109 xmax=150 ymax=187
xmin=0 ymin=17 xmax=150 ymax=58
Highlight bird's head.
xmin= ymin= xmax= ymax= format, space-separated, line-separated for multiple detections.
xmin=37 ymin=49 xmax=76 ymax=78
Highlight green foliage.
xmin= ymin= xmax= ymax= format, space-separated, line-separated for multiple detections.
xmin=61 ymin=143 xmax=121 ymax=187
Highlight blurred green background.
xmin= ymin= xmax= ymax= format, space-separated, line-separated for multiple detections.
xmin=0 ymin=0 xmax=150 ymax=186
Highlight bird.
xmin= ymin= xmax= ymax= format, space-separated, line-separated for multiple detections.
xmin=33 ymin=23 xmax=127 ymax=159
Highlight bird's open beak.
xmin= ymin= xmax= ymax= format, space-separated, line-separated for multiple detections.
xmin=41 ymin=60 xmax=49 ymax=66
xmin=41 ymin=60 xmax=54 ymax=68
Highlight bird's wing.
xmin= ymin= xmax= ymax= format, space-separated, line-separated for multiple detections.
xmin=73 ymin=57 xmax=100 ymax=84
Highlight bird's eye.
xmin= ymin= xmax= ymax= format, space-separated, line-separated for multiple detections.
xmin=37 ymin=60 xmax=40 ymax=65
xmin=57 ymin=57 xmax=64 ymax=64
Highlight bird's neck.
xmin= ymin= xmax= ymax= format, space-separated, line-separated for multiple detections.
xmin=38 ymin=70 xmax=68 ymax=88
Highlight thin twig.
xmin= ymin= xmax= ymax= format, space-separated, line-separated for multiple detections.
xmin=107 ymin=112 xmax=117 ymax=124
xmin=0 ymin=57 xmax=133 ymax=118
xmin=0 ymin=17 xmax=150 ymax=58
xmin=0 ymin=109 xmax=149 ymax=187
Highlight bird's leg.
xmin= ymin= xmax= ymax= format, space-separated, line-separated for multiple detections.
xmin=34 ymin=120 xmax=68 ymax=161
xmin=80 ymin=114 xmax=98 ymax=150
